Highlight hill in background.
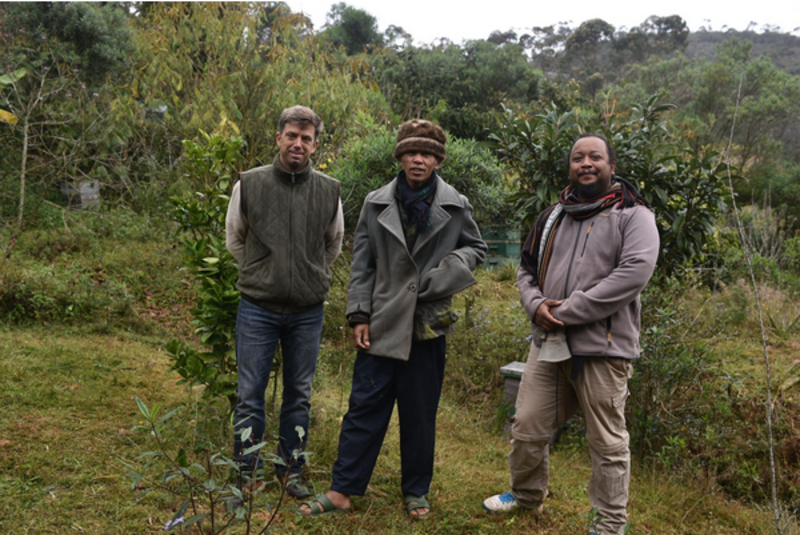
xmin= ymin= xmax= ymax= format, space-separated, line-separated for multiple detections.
xmin=687 ymin=30 xmax=800 ymax=75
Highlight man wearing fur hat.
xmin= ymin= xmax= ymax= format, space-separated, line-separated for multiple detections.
xmin=299 ymin=119 xmax=487 ymax=519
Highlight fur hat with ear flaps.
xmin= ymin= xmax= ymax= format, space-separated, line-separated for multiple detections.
xmin=393 ymin=119 xmax=447 ymax=163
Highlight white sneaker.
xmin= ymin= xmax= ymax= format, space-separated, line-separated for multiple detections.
xmin=483 ymin=492 xmax=518 ymax=513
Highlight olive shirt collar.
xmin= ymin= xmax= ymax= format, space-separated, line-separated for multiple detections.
xmin=272 ymin=154 xmax=313 ymax=185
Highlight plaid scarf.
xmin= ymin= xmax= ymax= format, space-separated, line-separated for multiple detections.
xmin=521 ymin=177 xmax=651 ymax=287
xmin=395 ymin=170 xmax=438 ymax=232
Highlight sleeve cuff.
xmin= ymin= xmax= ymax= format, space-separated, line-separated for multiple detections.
xmin=347 ymin=311 xmax=370 ymax=327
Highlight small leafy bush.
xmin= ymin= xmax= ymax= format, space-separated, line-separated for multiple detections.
xmin=444 ymin=276 xmax=532 ymax=411
xmin=784 ymin=236 xmax=800 ymax=274
xmin=329 ymin=123 xmax=516 ymax=232
xmin=124 ymin=397 xmax=305 ymax=534
xmin=166 ymin=131 xmax=244 ymax=409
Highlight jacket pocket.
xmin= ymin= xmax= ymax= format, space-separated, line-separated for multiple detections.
xmin=242 ymin=250 xmax=271 ymax=273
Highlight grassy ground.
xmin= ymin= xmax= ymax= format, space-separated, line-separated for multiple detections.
xmin=0 ymin=297 xmax=786 ymax=534
xmin=1 ymin=213 xmax=797 ymax=533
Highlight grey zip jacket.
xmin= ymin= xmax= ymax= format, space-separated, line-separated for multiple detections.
xmin=518 ymin=204 xmax=659 ymax=358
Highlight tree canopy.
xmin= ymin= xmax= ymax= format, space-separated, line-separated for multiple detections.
xmin=321 ymin=2 xmax=384 ymax=54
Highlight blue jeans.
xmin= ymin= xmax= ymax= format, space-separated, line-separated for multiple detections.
xmin=233 ymin=298 xmax=324 ymax=476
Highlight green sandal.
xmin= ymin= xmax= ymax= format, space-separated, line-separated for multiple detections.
xmin=404 ymin=495 xmax=431 ymax=519
xmin=297 ymin=493 xmax=352 ymax=517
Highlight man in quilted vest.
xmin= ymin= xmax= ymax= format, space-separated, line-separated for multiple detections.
xmin=225 ymin=105 xmax=344 ymax=500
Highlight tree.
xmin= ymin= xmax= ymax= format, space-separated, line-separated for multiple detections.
xmin=642 ymin=15 xmax=689 ymax=54
xmin=523 ymin=24 xmax=573 ymax=73
xmin=321 ymin=2 xmax=384 ymax=55
xmin=2 ymin=2 xmax=134 ymax=84
xmin=384 ymin=24 xmax=413 ymax=49
xmin=0 ymin=4 xmax=129 ymax=242
xmin=489 ymin=95 xmax=731 ymax=274
xmin=122 ymin=3 xmax=388 ymax=180
xmin=375 ymin=40 xmax=541 ymax=139
xmin=563 ymin=18 xmax=616 ymax=93
xmin=564 ymin=18 xmax=615 ymax=60
xmin=616 ymin=15 xmax=689 ymax=63
xmin=487 ymin=29 xmax=518 ymax=46
xmin=615 ymin=37 xmax=800 ymax=225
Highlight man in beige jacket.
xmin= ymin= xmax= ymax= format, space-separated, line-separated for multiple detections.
xmin=483 ymin=134 xmax=659 ymax=535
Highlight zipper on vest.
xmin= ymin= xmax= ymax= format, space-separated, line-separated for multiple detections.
xmin=289 ymin=170 xmax=296 ymax=309
xmin=564 ymin=220 xmax=583 ymax=298
xmin=607 ymin=316 xmax=612 ymax=346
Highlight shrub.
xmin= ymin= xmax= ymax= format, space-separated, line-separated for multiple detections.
xmin=0 ymin=208 xmax=181 ymax=326
xmin=489 ymin=94 xmax=731 ymax=275
xmin=782 ymin=236 xmax=800 ymax=274
xmin=329 ymin=123 xmax=515 ymax=232
xmin=0 ymin=258 xmax=136 ymax=324
xmin=167 ymin=131 xmax=243 ymax=409
xmin=125 ymin=397 xmax=305 ymax=534
xmin=629 ymin=281 xmax=713 ymax=461
xmin=444 ymin=273 xmax=532 ymax=412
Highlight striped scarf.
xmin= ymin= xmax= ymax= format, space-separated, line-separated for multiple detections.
xmin=521 ymin=177 xmax=651 ymax=287
xmin=395 ymin=170 xmax=437 ymax=232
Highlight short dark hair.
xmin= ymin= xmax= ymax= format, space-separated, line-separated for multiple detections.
xmin=572 ymin=132 xmax=616 ymax=167
xmin=278 ymin=105 xmax=323 ymax=140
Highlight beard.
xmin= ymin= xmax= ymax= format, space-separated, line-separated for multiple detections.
xmin=573 ymin=174 xmax=613 ymax=201
xmin=576 ymin=181 xmax=603 ymax=200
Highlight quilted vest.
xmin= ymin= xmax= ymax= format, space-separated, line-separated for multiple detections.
xmin=237 ymin=156 xmax=340 ymax=313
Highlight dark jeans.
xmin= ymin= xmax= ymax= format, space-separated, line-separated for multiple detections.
xmin=331 ymin=336 xmax=447 ymax=498
xmin=233 ymin=298 xmax=324 ymax=476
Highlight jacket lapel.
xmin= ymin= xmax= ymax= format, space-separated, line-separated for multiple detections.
xmin=412 ymin=180 xmax=462 ymax=255
xmin=377 ymin=201 xmax=408 ymax=252
xmin=371 ymin=176 xmax=466 ymax=256
xmin=412 ymin=198 xmax=450 ymax=255
xmin=371 ymin=181 xmax=409 ymax=252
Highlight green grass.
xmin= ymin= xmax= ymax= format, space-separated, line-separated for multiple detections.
xmin=0 ymin=317 xmax=785 ymax=533
xmin=0 ymin=220 xmax=796 ymax=534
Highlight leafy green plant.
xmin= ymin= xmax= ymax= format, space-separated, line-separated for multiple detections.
xmin=374 ymin=39 xmax=541 ymax=140
xmin=628 ymin=281 xmax=712 ymax=461
xmin=766 ymin=310 xmax=800 ymax=340
xmin=585 ymin=506 xmax=632 ymax=535
xmin=167 ymin=132 xmax=244 ymax=409
xmin=488 ymin=94 xmax=730 ymax=274
xmin=488 ymin=102 xmax=576 ymax=224
xmin=781 ymin=236 xmax=800 ymax=274
xmin=124 ymin=397 xmax=305 ymax=534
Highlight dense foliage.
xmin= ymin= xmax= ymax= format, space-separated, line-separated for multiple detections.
xmin=2 ymin=3 xmax=800 ymax=527
xmin=329 ymin=118 xmax=514 ymax=230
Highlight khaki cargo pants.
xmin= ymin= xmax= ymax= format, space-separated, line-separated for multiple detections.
xmin=509 ymin=343 xmax=633 ymax=535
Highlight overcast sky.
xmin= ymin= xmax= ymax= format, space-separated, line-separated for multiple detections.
xmin=285 ymin=0 xmax=800 ymax=45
